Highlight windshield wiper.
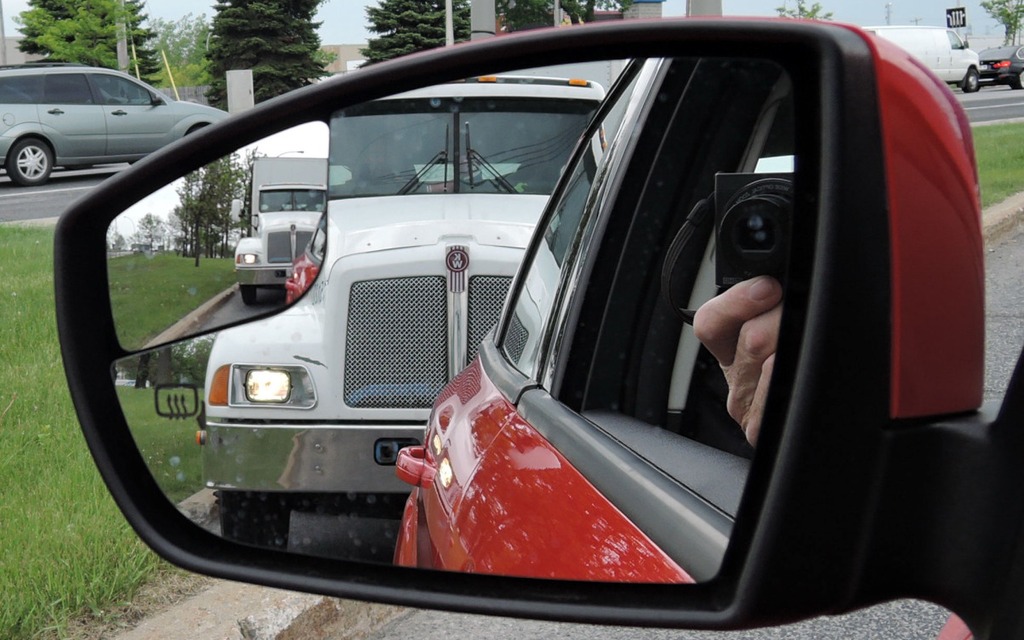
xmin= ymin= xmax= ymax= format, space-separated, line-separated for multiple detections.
xmin=398 ymin=124 xmax=451 ymax=195
xmin=464 ymin=123 xmax=517 ymax=194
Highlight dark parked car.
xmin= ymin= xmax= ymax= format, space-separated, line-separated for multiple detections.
xmin=978 ymin=45 xmax=1024 ymax=89
xmin=53 ymin=19 xmax=1023 ymax=640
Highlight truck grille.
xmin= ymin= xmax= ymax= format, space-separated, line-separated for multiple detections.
xmin=467 ymin=276 xmax=512 ymax=364
xmin=266 ymin=230 xmax=314 ymax=264
xmin=345 ymin=277 xmax=449 ymax=408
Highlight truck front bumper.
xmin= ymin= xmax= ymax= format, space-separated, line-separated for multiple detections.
xmin=201 ymin=421 xmax=423 ymax=493
xmin=236 ymin=265 xmax=290 ymax=287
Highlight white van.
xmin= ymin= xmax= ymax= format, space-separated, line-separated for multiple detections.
xmin=865 ymin=26 xmax=980 ymax=92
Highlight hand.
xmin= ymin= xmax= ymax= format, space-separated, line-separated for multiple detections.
xmin=692 ymin=276 xmax=783 ymax=446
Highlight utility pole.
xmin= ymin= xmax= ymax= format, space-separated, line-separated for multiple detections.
xmin=470 ymin=0 xmax=495 ymax=40
xmin=117 ymin=0 xmax=129 ymax=71
xmin=0 ymin=0 xmax=7 ymax=66
xmin=885 ymin=2 xmax=893 ymax=26
xmin=446 ymin=0 xmax=454 ymax=46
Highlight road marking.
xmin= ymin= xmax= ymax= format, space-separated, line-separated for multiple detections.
xmin=0 ymin=185 xmax=93 ymax=198
xmin=964 ymin=102 xmax=1024 ymax=111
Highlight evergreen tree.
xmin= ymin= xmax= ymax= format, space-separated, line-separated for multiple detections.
xmin=206 ymin=0 xmax=328 ymax=110
xmin=362 ymin=0 xmax=470 ymax=64
xmin=16 ymin=0 xmax=159 ymax=81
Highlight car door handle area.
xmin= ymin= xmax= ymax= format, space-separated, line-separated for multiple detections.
xmin=111 ymin=110 xmax=128 ymax=116
xmin=396 ymin=445 xmax=436 ymax=488
xmin=47 ymin=108 xmax=64 ymax=115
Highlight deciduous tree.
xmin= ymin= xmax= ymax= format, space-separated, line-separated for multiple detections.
xmin=498 ymin=0 xmax=633 ymax=32
xmin=981 ymin=0 xmax=1024 ymax=44
xmin=17 ymin=0 xmax=159 ymax=80
xmin=775 ymin=0 xmax=833 ymax=20
xmin=150 ymin=13 xmax=213 ymax=88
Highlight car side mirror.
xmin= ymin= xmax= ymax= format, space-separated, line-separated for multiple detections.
xmin=55 ymin=19 xmax=1014 ymax=636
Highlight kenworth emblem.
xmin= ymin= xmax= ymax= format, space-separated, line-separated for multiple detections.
xmin=446 ymin=245 xmax=469 ymax=293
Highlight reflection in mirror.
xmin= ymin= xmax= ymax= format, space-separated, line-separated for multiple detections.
xmin=114 ymin=57 xmax=796 ymax=582
xmin=108 ymin=122 xmax=330 ymax=351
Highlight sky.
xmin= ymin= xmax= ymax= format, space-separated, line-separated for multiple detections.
xmin=0 ymin=0 xmax=1007 ymax=49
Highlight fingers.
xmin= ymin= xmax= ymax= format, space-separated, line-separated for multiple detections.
xmin=693 ymin=276 xmax=783 ymax=366
xmin=726 ymin=353 xmax=775 ymax=446
xmin=694 ymin=277 xmax=783 ymax=447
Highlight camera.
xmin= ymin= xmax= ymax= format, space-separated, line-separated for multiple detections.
xmin=714 ymin=172 xmax=793 ymax=288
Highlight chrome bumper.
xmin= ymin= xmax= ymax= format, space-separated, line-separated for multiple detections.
xmin=201 ymin=422 xmax=423 ymax=493
xmin=236 ymin=266 xmax=290 ymax=286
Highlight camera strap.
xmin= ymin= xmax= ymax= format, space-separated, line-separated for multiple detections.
xmin=661 ymin=195 xmax=715 ymax=325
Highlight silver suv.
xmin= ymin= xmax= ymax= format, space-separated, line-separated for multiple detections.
xmin=0 ymin=64 xmax=228 ymax=186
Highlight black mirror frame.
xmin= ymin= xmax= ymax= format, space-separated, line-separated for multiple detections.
xmin=57 ymin=18 xmax=1002 ymax=631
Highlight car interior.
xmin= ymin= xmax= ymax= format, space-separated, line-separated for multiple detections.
xmin=493 ymin=56 xmax=796 ymax=581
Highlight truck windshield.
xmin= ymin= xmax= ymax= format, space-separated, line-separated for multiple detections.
xmin=259 ymin=189 xmax=327 ymax=213
xmin=328 ymin=96 xmax=597 ymax=199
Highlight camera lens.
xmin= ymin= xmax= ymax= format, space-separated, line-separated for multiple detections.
xmin=733 ymin=201 xmax=777 ymax=253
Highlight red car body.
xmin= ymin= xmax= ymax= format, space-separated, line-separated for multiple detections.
xmin=284 ymin=250 xmax=319 ymax=305
xmin=395 ymin=360 xmax=692 ymax=582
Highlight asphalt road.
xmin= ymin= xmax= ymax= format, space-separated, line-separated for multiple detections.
xmin=0 ymin=165 xmax=124 ymax=223
xmin=960 ymin=84 xmax=1024 ymax=123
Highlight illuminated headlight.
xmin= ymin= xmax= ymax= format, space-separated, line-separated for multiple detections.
xmin=245 ymin=369 xmax=291 ymax=403
xmin=238 ymin=253 xmax=260 ymax=265
xmin=227 ymin=364 xmax=317 ymax=408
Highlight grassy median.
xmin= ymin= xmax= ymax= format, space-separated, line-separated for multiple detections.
xmin=1 ymin=122 xmax=1023 ymax=639
xmin=0 ymin=225 xmax=164 ymax=639
xmin=974 ymin=122 xmax=1024 ymax=208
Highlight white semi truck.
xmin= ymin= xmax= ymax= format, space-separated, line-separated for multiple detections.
xmin=199 ymin=75 xmax=607 ymax=555
xmin=234 ymin=156 xmax=327 ymax=305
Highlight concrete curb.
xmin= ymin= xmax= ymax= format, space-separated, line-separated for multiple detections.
xmin=114 ymin=580 xmax=409 ymax=640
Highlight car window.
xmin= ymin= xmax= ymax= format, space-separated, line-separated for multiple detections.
xmin=0 ymin=75 xmax=43 ymax=104
xmin=91 ymin=74 xmax=154 ymax=106
xmin=43 ymin=74 xmax=94 ymax=105
xmin=500 ymin=67 xmax=644 ymax=377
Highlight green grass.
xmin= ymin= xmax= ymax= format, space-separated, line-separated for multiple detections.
xmin=116 ymin=385 xmax=206 ymax=504
xmin=108 ymin=252 xmax=235 ymax=350
xmin=0 ymin=226 xmax=163 ymax=639
xmin=974 ymin=122 xmax=1024 ymax=209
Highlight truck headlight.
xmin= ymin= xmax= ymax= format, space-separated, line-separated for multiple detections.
xmin=237 ymin=253 xmax=260 ymax=265
xmin=211 ymin=364 xmax=317 ymax=409
xmin=245 ymin=369 xmax=291 ymax=403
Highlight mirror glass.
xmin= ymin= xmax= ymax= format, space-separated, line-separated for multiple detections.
xmin=113 ymin=57 xmax=796 ymax=582
xmin=109 ymin=122 xmax=330 ymax=351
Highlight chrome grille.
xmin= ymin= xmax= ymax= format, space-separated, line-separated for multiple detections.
xmin=467 ymin=276 xmax=512 ymax=364
xmin=503 ymin=311 xmax=530 ymax=365
xmin=266 ymin=230 xmax=314 ymax=264
xmin=345 ymin=277 xmax=448 ymax=408
xmin=266 ymin=231 xmax=293 ymax=264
